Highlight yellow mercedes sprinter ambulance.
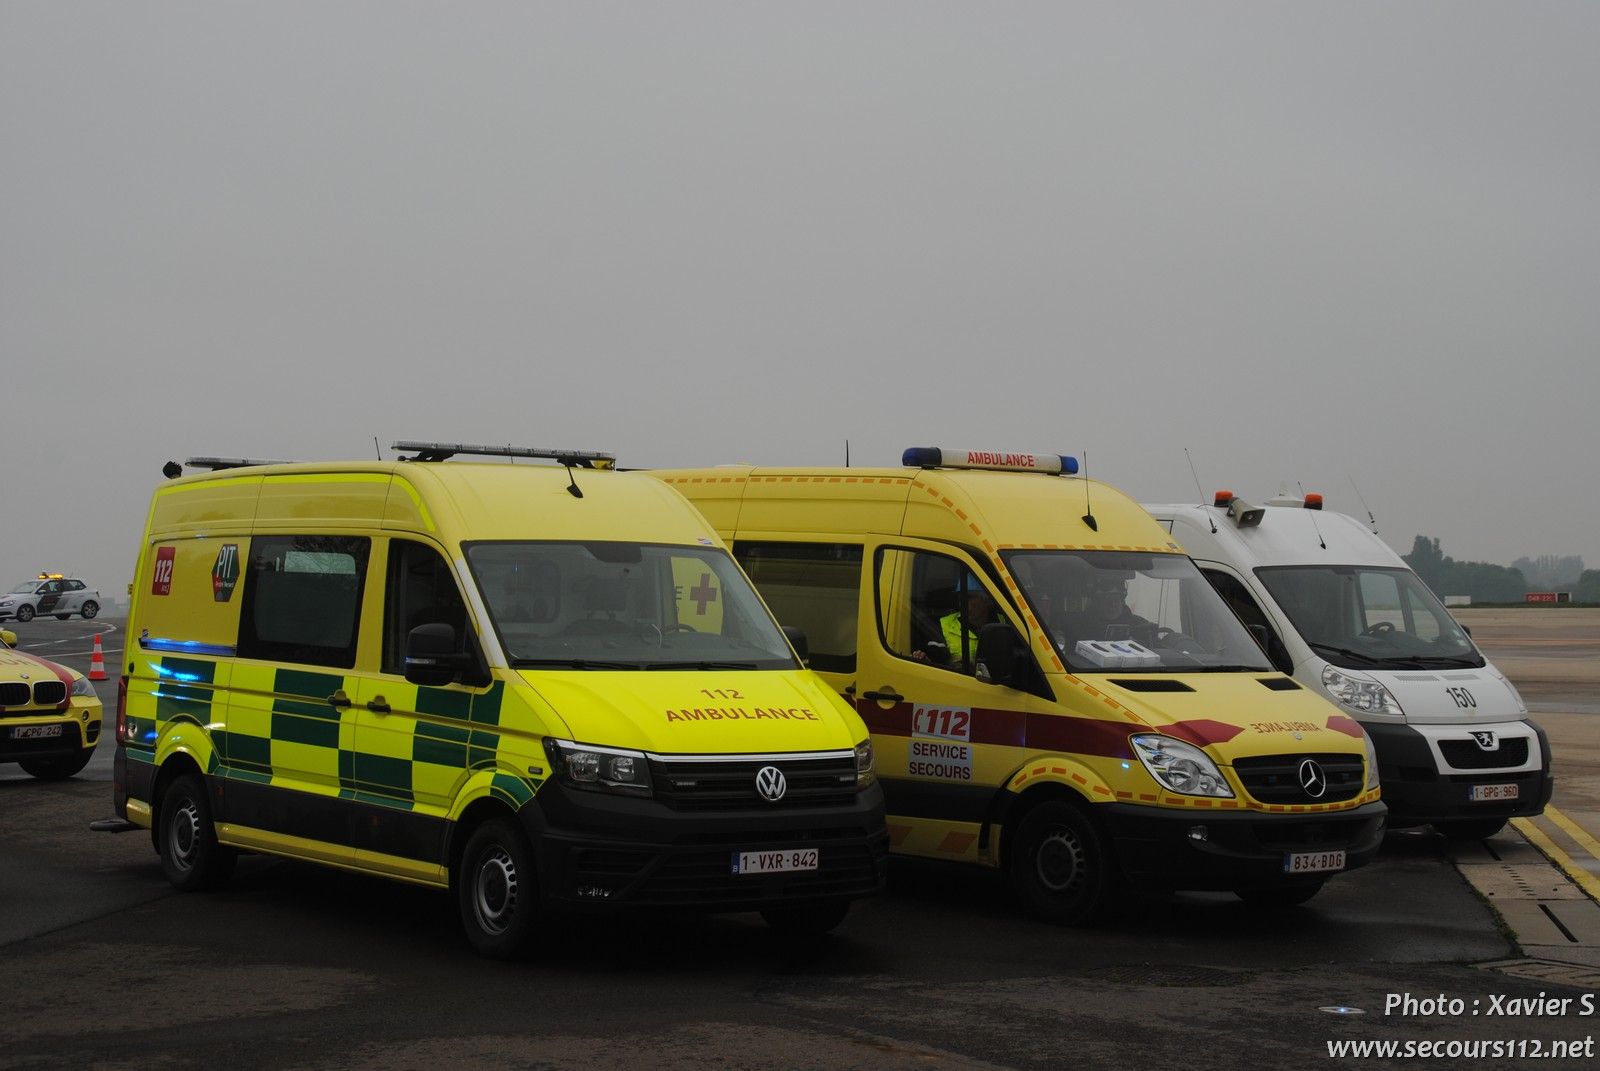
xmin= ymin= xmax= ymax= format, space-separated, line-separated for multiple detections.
xmin=114 ymin=443 xmax=886 ymax=958
xmin=658 ymin=448 xmax=1386 ymax=922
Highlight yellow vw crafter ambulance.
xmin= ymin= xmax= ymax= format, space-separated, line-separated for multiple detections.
xmin=113 ymin=444 xmax=886 ymax=958
xmin=659 ymin=449 xmax=1386 ymax=921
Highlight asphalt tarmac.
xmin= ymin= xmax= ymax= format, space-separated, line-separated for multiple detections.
xmin=2 ymin=614 xmax=1596 ymax=1069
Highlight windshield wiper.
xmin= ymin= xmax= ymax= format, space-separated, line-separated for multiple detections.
xmin=1306 ymin=641 xmax=1384 ymax=667
xmin=1379 ymin=654 xmax=1484 ymax=669
xmin=511 ymin=658 xmax=642 ymax=670
xmin=644 ymin=660 xmax=763 ymax=671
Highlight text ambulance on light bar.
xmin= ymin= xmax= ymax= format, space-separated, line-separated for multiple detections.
xmin=901 ymin=447 xmax=1079 ymax=475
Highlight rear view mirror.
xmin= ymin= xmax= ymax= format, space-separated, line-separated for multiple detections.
xmin=781 ymin=625 xmax=810 ymax=668
xmin=975 ymin=622 xmax=1027 ymax=688
xmin=405 ymin=623 xmax=477 ymax=687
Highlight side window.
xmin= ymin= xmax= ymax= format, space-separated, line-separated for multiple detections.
xmin=66 ymin=580 xmax=85 ymax=592
xmin=383 ymin=540 xmax=472 ymax=675
xmin=238 ymin=535 xmax=370 ymax=669
xmin=876 ymin=547 xmax=1008 ymax=676
xmin=733 ymin=542 xmax=863 ymax=673
xmin=1203 ymin=568 xmax=1293 ymax=672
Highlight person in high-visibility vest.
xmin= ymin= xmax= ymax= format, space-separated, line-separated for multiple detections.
xmin=938 ymin=576 xmax=995 ymax=672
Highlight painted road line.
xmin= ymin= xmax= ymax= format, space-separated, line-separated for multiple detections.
xmin=1545 ymin=805 xmax=1600 ymax=864
xmin=1512 ymin=817 xmax=1600 ymax=904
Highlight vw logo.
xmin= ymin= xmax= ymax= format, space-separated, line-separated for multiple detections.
xmin=1298 ymin=758 xmax=1327 ymax=799
xmin=1472 ymin=731 xmax=1499 ymax=751
xmin=754 ymin=765 xmax=788 ymax=803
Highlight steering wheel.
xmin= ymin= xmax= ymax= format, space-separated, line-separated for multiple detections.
xmin=1360 ymin=621 xmax=1396 ymax=638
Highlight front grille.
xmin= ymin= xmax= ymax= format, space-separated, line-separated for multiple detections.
xmin=1233 ymin=753 xmax=1364 ymax=804
xmin=1438 ymin=737 xmax=1530 ymax=770
xmin=649 ymin=753 xmax=858 ymax=811
xmin=0 ymin=683 xmax=29 ymax=707
xmin=33 ymin=680 xmax=65 ymax=705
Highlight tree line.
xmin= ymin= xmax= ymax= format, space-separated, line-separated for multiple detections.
xmin=1405 ymin=537 xmax=1599 ymax=603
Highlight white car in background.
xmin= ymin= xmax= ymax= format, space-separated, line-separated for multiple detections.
xmin=0 ymin=576 xmax=101 ymax=622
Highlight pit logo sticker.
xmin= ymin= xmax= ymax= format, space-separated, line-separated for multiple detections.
xmin=151 ymin=546 xmax=176 ymax=596
xmin=909 ymin=705 xmax=973 ymax=781
xmin=212 ymin=544 xmax=240 ymax=602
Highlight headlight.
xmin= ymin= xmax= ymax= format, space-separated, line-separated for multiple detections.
xmin=542 ymin=738 xmax=652 ymax=797
xmin=71 ymin=676 xmax=97 ymax=699
xmin=854 ymin=739 xmax=875 ymax=787
xmin=1130 ymin=734 xmax=1234 ymax=798
xmin=1321 ymin=665 xmax=1403 ymax=716
xmin=1362 ymin=731 xmax=1380 ymax=791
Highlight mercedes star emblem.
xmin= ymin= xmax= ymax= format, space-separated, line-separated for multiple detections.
xmin=1298 ymin=758 xmax=1327 ymax=799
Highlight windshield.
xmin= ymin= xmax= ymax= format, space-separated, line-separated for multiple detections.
xmin=1256 ymin=565 xmax=1482 ymax=669
xmin=465 ymin=541 xmax=797 ymax=670
xmin=1003 ymin=550 xmax=1272 ymax=673
xmin=10 ymin=582 xmax=40 ymax=594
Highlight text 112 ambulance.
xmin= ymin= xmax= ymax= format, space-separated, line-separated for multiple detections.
xmin=1145 ymin=491 xmax=1551 ymax=839
xmin=658 ymin=449 xmax=1386 ymax=922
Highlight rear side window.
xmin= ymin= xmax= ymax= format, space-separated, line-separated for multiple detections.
xmin=733 ymin=542 xmax=863 ymax=673
xmin=238 ymin=535 xmax=370 ymax=668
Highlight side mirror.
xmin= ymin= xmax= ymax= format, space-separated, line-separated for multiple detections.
xmin=781 ymin=625 xmax=810 ymax=668
xmin=0 ymin=628 xmax=16 ymax=648
xmin=975 ymin=622 xmax=1026 ymax=688
xmin=1248 ymin=623 xmax=1295 ymax=675
xmin=405 ymin=623 xmax=476 ymax=687
xmin=1462 ymin=625 xmax=1472 ymax=637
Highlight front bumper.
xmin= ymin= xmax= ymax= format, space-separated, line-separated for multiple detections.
xmin=1 ymin=713 xmax=101 ymax=762
xmin=1367 ymin=721 xmax=1553 ymax=826
xmin=1105 ymin=799 xmax=1388 ymax=890
xmin=520 ymin=779 xmax=890 ymax=910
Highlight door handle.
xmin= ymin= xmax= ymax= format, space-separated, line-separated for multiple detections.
xmin=326 ymin=690 xmax=351 ymax=710
xmin=366 ymin=696 xmax=391 ymax=714
xmin=861 ymin=687 xmax=903 ymax=704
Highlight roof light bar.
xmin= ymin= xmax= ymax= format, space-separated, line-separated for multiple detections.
xmin=391 ymin=441 xmax=616 ymax=468
xmin=1304 ymin=493 xmax=1324 ymax=510
xmin=901 ymin=447 xmax=1078 ymax=475
xmin=185 ymin=457 xmax=294 ymax=471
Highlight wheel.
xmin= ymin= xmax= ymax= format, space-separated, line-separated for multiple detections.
xmin=457 ymin=817 xmax=539 ymax=959
xmin=1008 ymin=799 xmax=1116 ymax=924
xmin=157 ymin=773 xmax=236 ymax=891
xmin=81 ymin=601 xmax=99 ymax=619
xmin=19 ymin=751 xmax=93 ymax=780
xmin=1233 ymin=881 xmax=1325 ymax=908
xmin=1434 ymin=818 xmax=1507 ymax=840
xmin=15 ymin=605 xmax=34 ymax=623
xmin=55 ymin=614 xmax=70 ymax=621
xmin=761 ymin=899 xmax=851 ymax=936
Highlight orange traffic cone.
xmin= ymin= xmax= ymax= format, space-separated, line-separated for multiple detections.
xmin=89 ymin=634 xmax=108 ymax=681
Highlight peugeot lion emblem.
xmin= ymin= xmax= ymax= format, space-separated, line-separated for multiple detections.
xmin=1472 ymin=731 xmax=1499 ymax=751
xmin=755 ymin=765 xmax=788 ymax=803
xmin=1298 ymin=758 xmax=1327 ymax=799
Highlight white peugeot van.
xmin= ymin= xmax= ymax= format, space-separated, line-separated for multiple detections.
xmin=1145 ymin=492 xmax=1551 ymax=839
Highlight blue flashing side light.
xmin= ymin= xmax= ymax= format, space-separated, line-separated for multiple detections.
xmin=1058 ymin=455 xmax=1080 ymax=475
xmin=902 ymin=447 xmax=943 ymax=468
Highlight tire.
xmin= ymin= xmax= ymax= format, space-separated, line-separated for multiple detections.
xmin=81 ymin=601 xmax=99 ymax=620
xmin=19 ymin=750 xmax=93 ymax=780
xmin=761 ymin=899 xmax=851 ymax=936
xmin=1008 ymin=799 xmax=1117 ymax=924
xmin=15 ymin=605 xmax=34 ymax=623
xmin=157 ymin=773 xmax=236 ymax=891
xmin=1434 ymin=818 xmax=1508 ymax=841
xmin=457 ymin=817 xmax=539 ymax=959
xmin=1233 ymin=881 xmax=1325 ymax=908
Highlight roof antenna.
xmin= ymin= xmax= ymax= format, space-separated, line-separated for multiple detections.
xmin=1080 ymin=450 xmax=1098 ymax=532
xmin=1348 ymin=476 xmax=1377 ymax=533
xmin=563 ymin=462 xmax=584 ymax=499
xmin=1184 ymin=448 xmax=1217 ymax=534
xmin=844 ymin=439 xmax=850 ymax=468
xmin=1299 ymin=481 xmax=1327 ymax=550
xmin=373 ymin=436 xmax=383 ymax=460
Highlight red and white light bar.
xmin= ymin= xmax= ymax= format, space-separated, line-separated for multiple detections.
xmin=902 ymin=447 xmax=1079 ymax=475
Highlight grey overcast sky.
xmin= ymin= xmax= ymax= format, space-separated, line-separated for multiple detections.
xmin=4 ymin=1 xmax=1597 ymax=594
